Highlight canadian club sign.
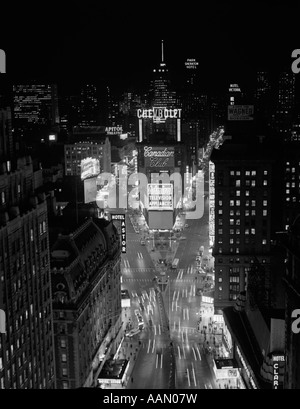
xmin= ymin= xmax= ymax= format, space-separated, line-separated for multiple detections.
xmin=144 ymin=146 xmax=174 ymax=168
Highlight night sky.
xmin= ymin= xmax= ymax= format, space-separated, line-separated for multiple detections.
xmin=1 ymin=1 xmax=300 ymax=93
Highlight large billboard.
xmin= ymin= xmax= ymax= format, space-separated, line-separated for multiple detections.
xmin=144 ymin=146 xmax=174 ymax=168
xmin=147 ymin=183 xmax=173 ymax=210
xmin=148 ymin=210 xmax=173 ymax=230
xmin=137 ymin=108 xmax=182 ymax=124
xmin=81 ymin=157 xmax=100 ymax=180
xmin=228 ymin=105 xmax=254 ymax=121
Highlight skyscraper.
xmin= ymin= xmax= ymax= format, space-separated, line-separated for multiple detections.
xmin=0 ymin=157 xmax=56 ymax=389
xmin=149 ymin=40 xmax=176 ymax=108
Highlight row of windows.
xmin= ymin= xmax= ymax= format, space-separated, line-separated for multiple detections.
xmin=229 ymin=170 xmax=267 ymax=176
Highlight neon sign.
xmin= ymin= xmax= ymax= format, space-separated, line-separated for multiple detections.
xmin=137 ymin=108 xmax=182 ymax=122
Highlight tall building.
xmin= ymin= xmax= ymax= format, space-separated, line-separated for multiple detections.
xmin=271 ymin=71 xmax=296 ymax=139
xmin=210 ymin=133 xmax=284 ymax=311
xmin=149 ymin=40 xmax=176 ymax=108
xmin=13 ymin=83 xmax=59 ymax=128
xmin=50 ymin=216 xmax=122 ymax=388
xmin=77 ymin=84 xmax=99 ymax=127
xmin=0 ymin=151 xmax=56 ymax=389
xmin=64 ymin=136 xmax=111 ymax=176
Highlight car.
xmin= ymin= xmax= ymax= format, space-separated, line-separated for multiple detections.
xmin=126 ymin=328 xmax=140 ymax=337
xmin=140 ymin=240 xmax=145 ymax=245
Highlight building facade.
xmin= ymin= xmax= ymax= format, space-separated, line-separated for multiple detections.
xmin=0 ymin=155 xmax=56 ymax=389
xmin=50 ymin=217 xmax=122 ymax=389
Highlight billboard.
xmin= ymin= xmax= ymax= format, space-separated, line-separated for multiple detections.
xmin=81 ymin=157 xmax=100 ymax=180
xmin=147 ymin=183 xmax=173 ymax=210
xmin=144 ymin=146 xmax=175 ymax=168
xmin=84 ymin=177 xmax=97 ymax=203
xmin=185 ymin=58 xmax=199 ymax=69
xmin=228 ymin=105 xmax=254 ymax=121
xmin=148 ymin=210 xmax=173 ymax=230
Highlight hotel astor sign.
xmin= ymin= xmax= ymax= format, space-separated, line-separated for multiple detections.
xmin=137 ymin=107 xmax=182 ymax=121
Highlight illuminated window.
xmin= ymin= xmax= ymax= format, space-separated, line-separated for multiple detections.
xmin=218 ymin=229 xmax=223 ymax=235
xmin=245 ymin=200 xmax=249 ymax=207
xmin=218 ymin=210 xmax=223 ymax=215
xmin=263 ymin=180 xmax=267 ymax=186
xmin=245 ymin=210 xmax=250 ymax=216
xmin=251 ymin=180 xmax=256 ymax=187
xmin=218 ymin=277 xmax=223 ymax=282
xmin=230 ymin=219 xmax=234 ymax=225
xmin=263 ymin=200 xmax=267 ymax=206
xmin=230 ymin=229 xmax=234 ymax=235
xmin=230 ymin=210 xmax=234 ymax=216
xmin=264 ymin=170 xmax=268 ymax=175
xmin=236 ymin=229 xmax=240 ymax=234
xmin=245 ymin=229 xmax=250 ymax=235
xmin=230 ymin=239 xmax=234 ymax=244
xmin=251 ymin=171 xmax=256 ymax=176
xmin=236 ymin=219 xmax=240 ymax=225
xmin=262 ymin=239 xmax=267 ymax=245
xmin=251 ymin=228 xmax=255 ymax=234
xmin=236 ymin=200 xmax=240 ymax=206
xmin=246 ymin=171 xmax=250 ymax=176
xmin=251 ymin=210 xmax=256 ymax=216
xmin=61 ymin=353 xmax=67 ymax=362
xmin=219 ymin=200 xmax=223 ymax=206
xmin=286 ymin=190 xmax=290 ymax=194
xmin=219 ymin=286 xmax=223 ymax=291
xmin=251 ymin=200 xmax=256 ymax=206
xmin=245 ymin=190 xmax=249 ymax=196
xmin=263 ymin=210 xmax=267 ymax=216
xmin=236 ymin=180 xmax=241 ymax=187
xmin=230 ymin=200 xmax=234 ymax=206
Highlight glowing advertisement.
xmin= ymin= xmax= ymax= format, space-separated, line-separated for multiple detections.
xmin=81 ymin=157 xmax=100 ymax=180
xmin=144 ymin=146 xmax=174 ymax=168
xmin=105 ymin=126 xmax=123 ymax=135
xmin=147 ymin=183 xmax=173 ymax=210
xmin=228 ymin=105 xmax=254 ymax=121
xmin=137 ymin=107 xmax=182 ymax=123
xmin=209 ymin=161 xmax=215 ymax=247
xmin=111 ymin=214 xmax=126 ymax=253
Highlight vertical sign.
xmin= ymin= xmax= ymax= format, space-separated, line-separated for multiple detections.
xmin=111 ymin=214 xmax=126 ymax=253
xmin=272 ymin=354 xmax=285 ymax=389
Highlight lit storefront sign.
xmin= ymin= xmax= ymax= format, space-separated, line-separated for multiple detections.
xmin=144 ymin=146 xmax=174 ymax=168
xmin=137 ymin=108 xmax=182 ymax=123
xmin=272 ymin=354 xmax=285 ymax=389
xmin=111 ymin=214 xmax=126 ymax=253
xmin=105 ymin=126 xmax=123 ymax=135
xmin=209 ymin=161 xmax=215 ymax=247
xmin=147 ymin=183 xmax=173 ymax=210
xmin=236 ymin=346 xmax=257 ymax=389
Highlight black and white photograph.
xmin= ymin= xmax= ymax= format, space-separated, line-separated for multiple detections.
xmin=0 ymin=1 xmax=300 ymax=395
